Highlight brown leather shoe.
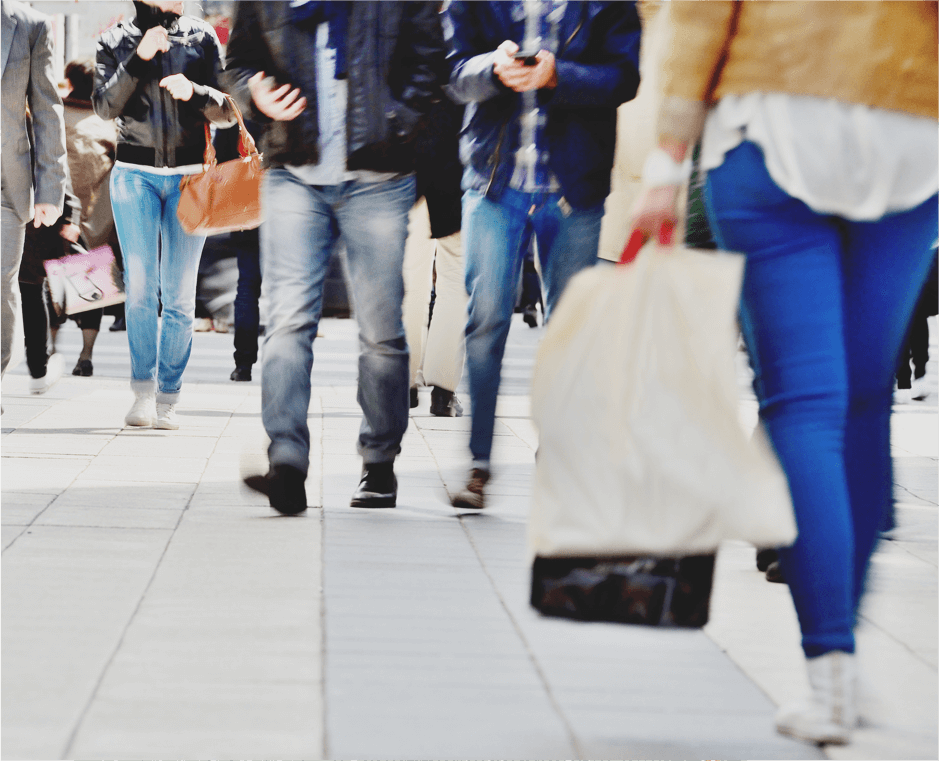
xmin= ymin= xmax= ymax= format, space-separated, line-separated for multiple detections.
xmin=451 ymin=467 xmax=490 ymax=510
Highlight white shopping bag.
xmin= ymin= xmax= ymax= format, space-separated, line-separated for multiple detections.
xmin=528 ymin=243 xmax=796 ymax=560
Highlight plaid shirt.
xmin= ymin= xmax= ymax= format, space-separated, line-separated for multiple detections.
xmin=508 ymin=0 xmax=567 ymax=194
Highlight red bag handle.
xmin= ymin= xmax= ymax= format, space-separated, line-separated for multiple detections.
xmin=619 ymin=222 xmax=676 ymax=265
xmin=200 ymin=94 xmax=260 ymax=167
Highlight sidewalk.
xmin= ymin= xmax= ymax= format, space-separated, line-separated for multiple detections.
xmin=2 ymin=317 xmax=937 ymax=761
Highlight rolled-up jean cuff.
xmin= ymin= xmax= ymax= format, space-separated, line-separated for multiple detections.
xmin=131 ymin=379 xmax=155 ymax=395
xmin=156 ymin=390 xmax=180 ymax=405
xmin=471 ymin=458 xmax=490 ymax=472
xmin=357 ymin=444 xmax=399 ymax=465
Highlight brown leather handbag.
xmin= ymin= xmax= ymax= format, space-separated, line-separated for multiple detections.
xmin=177 ymin=95 xmax=264 ymax=236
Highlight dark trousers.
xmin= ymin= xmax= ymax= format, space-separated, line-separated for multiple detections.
xmin=232 ymin=228 xmax=262 ymax=368
xmin=19 ymin=281 xmax=50 ymax=379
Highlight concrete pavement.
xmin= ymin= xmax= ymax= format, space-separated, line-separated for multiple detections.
xmin=2 ymin=315 xmax=937 ymax=760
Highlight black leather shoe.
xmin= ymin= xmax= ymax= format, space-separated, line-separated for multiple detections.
xmin=243 ymin=464 xmax=307 ymax=515
xmin=765 ymin=560 xmax=786 ymax=583
xmin=230 ymin=366 xmax=252 ymax=382
xmin=351 ymin=462 xmax=397 ymax=508
xmin=756 ymin=548 xmax=778 ymax=572
xmin=72 ymin=359 xmax=93 ymax=377
xmin=429 ymin=386 xmax=463 ymax=417
xmin=523 ymin=305 xmax=539 ymax=328
xmin=109 ymin=315 xmax=126 ymax=332
xmin=410 ymin=387 xmax=419 ymax=409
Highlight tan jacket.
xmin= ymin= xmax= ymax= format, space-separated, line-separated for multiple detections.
xmin=659 ymin=1 xmax=938 ymax=142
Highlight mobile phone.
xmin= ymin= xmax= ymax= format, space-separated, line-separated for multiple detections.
xmin=513 ymin=50 xmax=539 ymax=66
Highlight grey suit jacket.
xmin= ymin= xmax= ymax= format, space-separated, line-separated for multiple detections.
xmin=1 ymin=0 xmax=67 ymax=223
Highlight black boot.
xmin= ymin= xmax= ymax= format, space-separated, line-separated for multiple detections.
xmin=350 ymin=462 xmax=397 ymax=508
xmin=230 ymin=366 xmax=252 ymax=382
xmin=429 ymin=386 xmax=463 ymax=417
xmin=243 ymin=464 xmax=307 ymax=515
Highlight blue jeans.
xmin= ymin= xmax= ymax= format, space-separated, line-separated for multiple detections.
xmin=231 ymin=228 xmax=262 ymax=367
xmin=260 ymin=169 xmax=414 ymax=473
xmin=462 ymin=188 xmax=604 ymax=467
xmin=704 ymin=141 xmax=939 ymax=658
xmin=110 ymin=165 xmax=207 ymax=403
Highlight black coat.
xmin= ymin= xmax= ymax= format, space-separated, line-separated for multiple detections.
xmin=223 ymin=1 xmax=446 ymax=174
xmin=93 ymin=13 xmax=234 ymax=167
xmin=414 ymin=96 xmax=463 ymax=239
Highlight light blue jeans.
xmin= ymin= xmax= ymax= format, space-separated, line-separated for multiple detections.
xmin=260 ymin=169 xmax=415 ymax=473
xmin=110 ymin=165 xmax=206 ymax=403
xmin=462 ymin=187 xmax=604 ymax=467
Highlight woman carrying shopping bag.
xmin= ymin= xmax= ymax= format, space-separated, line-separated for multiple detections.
xmin=631 ymin=1 xmax=938 ymax=746
xmin=93 ymin=0 xmax=234 ymax=429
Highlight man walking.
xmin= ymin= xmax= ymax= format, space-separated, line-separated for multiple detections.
xmin=444 ymin=1 xmax=642 ymax=509
xmin=1 ymin=0 xmax=68 ymax=379
xmin=226 ymin=1 xmax=445 ymax=514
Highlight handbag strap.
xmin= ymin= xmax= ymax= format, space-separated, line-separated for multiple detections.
xmin=200 ymin=94 xmax=260 ymax=167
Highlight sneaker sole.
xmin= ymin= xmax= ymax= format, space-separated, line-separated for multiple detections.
xmin=350 ymin=494 xmax=396 ymax=508
xmin=154 ymin=420 xmax=180 ymax=430
xmin=124 ymin=418 xmax=154 ymax=427
xmin=451 ymin=495 xmax=485 ymax=510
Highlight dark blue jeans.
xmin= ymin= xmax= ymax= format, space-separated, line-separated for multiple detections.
xmin=231 ymin=228 xmax=262 ymax=368
xmin=705 ymin=141 xmax=938 ymax=658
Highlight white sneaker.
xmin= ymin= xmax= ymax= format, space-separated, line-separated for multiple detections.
xmin=775 ymin=651 xmax=856 ymax=745
xmin=29 ymin=353 xmax=64 ymax=395
xmin=154 ymin=402 xmax=179 ymax=430
xmin=894 ymin=387 xmax=912 ymax=404
xmin=125 ymin=390 xmax=156 ymax=427
xmin=911 ymin=375 xmax=930 ymax=400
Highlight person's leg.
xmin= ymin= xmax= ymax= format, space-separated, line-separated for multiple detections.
xmin=401 ymin=198 xmax=434 ymax=392
xmin=260 ymin=169 xmax=336 ymax=475
xmin=19 ymin=281 xmax=49 ymax=379
xmin=423 ymin=230 xmax=468 ymax=393
xmin=110 ymin=166 xmax=162 ymax=396
xmin=840 ymin=197 xmax=938 ymax=609
xmin=338 ymin=176 xmax=415 ymax=466
xmin=534 ymin=195 xmax=604 ymax=321
xmin=231 ymin=228 xmax=262 ymax=376
xmin=156 ymin=174 xmax=207 ymax=408
xmin=705 ymin=141 xmax=855 ymax=659
xmin=462 ymin=188 xmax=530 ymax=470
xmin=1 ymin=203 xmax=28 ymax=377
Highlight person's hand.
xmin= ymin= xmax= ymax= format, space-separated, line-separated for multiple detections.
xmin=629 ymin=185 xmax=681 ymax=248
xmin=248 ymin=72 xmax=306 ymax=122
xmin=493 ymin=40 xmax=557 ymax=92
xmin=59 ymin=223 xmax=81 ymax=243
xmin=137 ymin=26 xmax=170 ymax=61
xmin=32 ymin=203 xmax=59 ymax=228
xmin=159 ymin=73 xmax=194 ymax=101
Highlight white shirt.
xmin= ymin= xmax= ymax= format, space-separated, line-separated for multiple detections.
xmin=699 ymin=93 xmax=939 ymax=221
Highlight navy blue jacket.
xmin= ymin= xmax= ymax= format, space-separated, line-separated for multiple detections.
xmin=443 ymin=1 xmax=641 ymax=211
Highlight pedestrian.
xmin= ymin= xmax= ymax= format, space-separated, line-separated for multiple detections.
xmin=443 ymin=0 xmax=642 ymax=509
xmin=895 ymin=248 xmax=938 ymax=403
xmin=17 ymin=170 xmax=80 ymax=394
xmin=403 ymin=95 xmax=467 ymax=418
xmin=226 ymin=2 xmax=446 ymax=515
xmin=93 ymin=0 xmax=235 ymax=430
xmin=630 ymin=0 xmax=938 ymax=745
xmin=1 ymin=0 xmax=68 ymax=382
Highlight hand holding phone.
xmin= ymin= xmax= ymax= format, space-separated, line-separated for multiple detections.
xmin=513 ymin=51 xmax=539 ymax=66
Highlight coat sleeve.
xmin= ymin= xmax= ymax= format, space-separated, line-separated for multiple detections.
xmin=187 ymin=26 xmax=236 ymax=128
xmin=544 ymin=2 xmax=641 ymax=109
xmin=443 ymin=2 xmax=505 ymax=105
xmin=221 ymin=2 xmax=272 ymax=127
xmin=390 ymin=2 xmax=447 ymax=137
xmin=657 ymin=1 xmax=739 ymax=143
xmin=29 ymin=15 xmax=67 ymax=212
xmin=92 ymin=30 xmax=152 ymax=121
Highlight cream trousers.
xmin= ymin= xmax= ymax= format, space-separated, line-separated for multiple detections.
xmin=401 ymin=198 xmax=467 ymax=392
